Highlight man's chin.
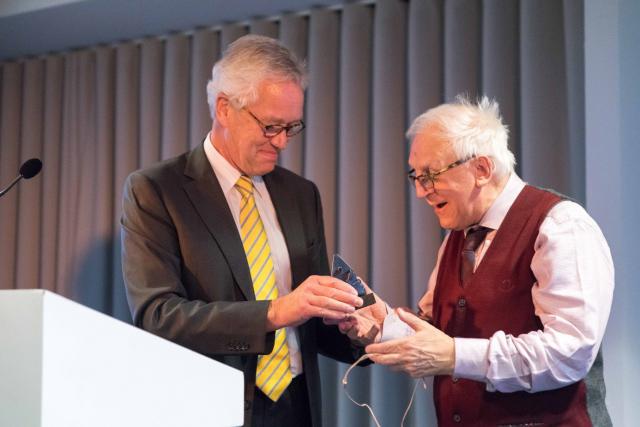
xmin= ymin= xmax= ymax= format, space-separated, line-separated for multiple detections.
xmin=433 ymin=211 xmax=445 ymax=227
xmin=436 ymin=216 xmax=455 ymax=230
xmin=253 ymin=162 xmax=277 ymax=176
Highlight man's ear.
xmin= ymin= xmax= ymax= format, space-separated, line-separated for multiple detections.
xmin=474 ymin=156 xmax=494 ymax=187
xmin=215 ymin=95 xmax=231 ymax=127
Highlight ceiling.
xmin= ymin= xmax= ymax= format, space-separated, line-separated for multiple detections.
xmin=0 ymin=0 xmax=348 ymax=61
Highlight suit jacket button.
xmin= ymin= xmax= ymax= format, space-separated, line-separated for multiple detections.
xmin=244 ymin=399 xmax=251 ymax=410
xmin=453 ymin=413 xmax=462 ymax=423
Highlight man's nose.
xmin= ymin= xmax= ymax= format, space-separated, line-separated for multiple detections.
xmin=415 ymin=182 xmax=434 ymax=199
xmin=270 ymin=131 xmax=289 ymax=150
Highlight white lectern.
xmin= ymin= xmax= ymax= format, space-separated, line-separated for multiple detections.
xmin=0 ymin=289 xmax=243 ymax=427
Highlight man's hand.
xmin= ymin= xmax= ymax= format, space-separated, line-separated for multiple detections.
xmin=326 ymin=280 xmax=388 ymax=346
xmin=266 ymin=275 xmax=363 ymax=330
xmin=334 ymin=302 xmax=384 ymax=346
xmin=365 ymin=308 xmax=455 ymax=378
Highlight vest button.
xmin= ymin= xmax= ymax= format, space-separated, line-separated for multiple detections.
xmin=457 ymin=298 xmax=466 ymax=308
xmin=452 ymin=376 xmax=459 ymax=383
xmin=453 ymin=413 xmax=462 ymax=423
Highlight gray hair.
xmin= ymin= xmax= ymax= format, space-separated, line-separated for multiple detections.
xmin=406 ymin=95 xmax=516 ymax=178
xmin=206 ymin=35 xmax=307 ymax=118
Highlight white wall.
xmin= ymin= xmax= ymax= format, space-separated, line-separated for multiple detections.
xmin=0 ymin=0 xmax=83 ymax=17
xmin=585 ymin=1 xmax=640 ymax=425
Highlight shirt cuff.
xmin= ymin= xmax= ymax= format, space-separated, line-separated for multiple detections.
xmin=453 ymin=337 xmax=491 ymax=383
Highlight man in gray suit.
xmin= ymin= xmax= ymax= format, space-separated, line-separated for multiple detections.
xmin=121 ymin=35 xmax=364 ymax=427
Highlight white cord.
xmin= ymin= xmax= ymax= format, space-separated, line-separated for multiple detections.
xmin=342 ymin=355 xmax=428 ymax=427
xmin=342 ymin=354 xmax=382 ymax=427
xmin=400 ymin=378 xmax=427 ymax=427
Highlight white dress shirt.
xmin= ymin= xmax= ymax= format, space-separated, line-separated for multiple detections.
xmin=421 ymin=173 xmax=614 ymax=393
xmin=203 ymin=135 xmax=303 ymax=376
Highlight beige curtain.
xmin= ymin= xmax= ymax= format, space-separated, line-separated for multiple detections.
xmin=0 ymin=0 xmax=584 ymax=424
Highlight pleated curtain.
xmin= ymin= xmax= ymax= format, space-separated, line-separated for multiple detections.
xmin=0 ymin=0 xmax=583 ymax=424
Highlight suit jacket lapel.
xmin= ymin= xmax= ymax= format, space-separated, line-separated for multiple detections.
xmin=264 ymin=171 xmax=307 ymax=290
xmin=182 ymin=145 xmax=255 ymax=301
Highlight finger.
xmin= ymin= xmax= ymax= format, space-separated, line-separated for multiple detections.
xmin=323 ymin=317 xmax=340 ymax=325
xmin=339 ymin=322 xmax=354 ymax=333
xmin=408 ymin=369 xmax=425 ymax=379
xmin=364 ymin=325 xmax=380 ymax=342
xmin=311 ymin=278 xmax=358 ymax=297
xmin=346 ymin=322 xmax=377 ymax=340
xmin=396 ymin=308 xmax=429 ymax=331
xmin=337 ymin=318 xmax=357 ymax=332
xmin=315 ymin=276 xmax=358 ymax=295
xmin=311 ymin=281 xmax=363 ymax=306
xmin=365 ymin=340 xmax=397 ymax=354
xmin=367 ymin=353 xmax=402 ymax=366
xmin=384 ymin=361 xmax=409 ymax=374
xmin=315 ymin=295 xmax=360 ymax=314
xmin=318 ymin=308 xmax=354 ymax=321
xmin=310 ymin=292 xmax=363 ymax=312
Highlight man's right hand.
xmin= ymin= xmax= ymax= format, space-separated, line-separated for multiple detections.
xmin=266 ymin=275 xmax=363 ymax=330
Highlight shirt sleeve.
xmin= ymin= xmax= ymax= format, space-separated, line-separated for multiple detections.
xmin=453 ymin=201 xmax=614 ymax=392
xmin=417 ymin=232 xmax=450 ymax=319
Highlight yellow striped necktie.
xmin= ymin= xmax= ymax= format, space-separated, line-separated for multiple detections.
xmin=235 ymin=175 xmax=292 ymax=402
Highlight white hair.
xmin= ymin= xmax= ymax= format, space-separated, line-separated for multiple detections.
xmin=206 ymin=35 xmax=307 ymax=118
xmin=406 ymin=95 xmax=516 ymax=178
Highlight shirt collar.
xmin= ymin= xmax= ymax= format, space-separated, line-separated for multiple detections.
xmin=476 ymin=172 xmax=525 ymax=231
xmin=203 ymin=133 xmax=266 ymax=197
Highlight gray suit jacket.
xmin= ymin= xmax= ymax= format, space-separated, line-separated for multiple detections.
xmin=121 ymin=144 xmax=360 ymax=426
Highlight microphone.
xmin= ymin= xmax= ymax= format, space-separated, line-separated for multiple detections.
xmin=0 ymin=158 xmax=43 ymax=198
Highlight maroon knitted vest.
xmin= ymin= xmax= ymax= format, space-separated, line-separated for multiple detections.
xmin=432 ymin=185 xmax=590 ymax=426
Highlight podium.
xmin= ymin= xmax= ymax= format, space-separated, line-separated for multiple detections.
xmin=0 ymin=289 xmax=244 ymax=427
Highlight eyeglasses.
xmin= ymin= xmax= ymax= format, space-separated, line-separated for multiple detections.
xmin=243 ymin=108 xmax=306 ymax=138
xmin=407 ymin=157 xmax=473 ymax=190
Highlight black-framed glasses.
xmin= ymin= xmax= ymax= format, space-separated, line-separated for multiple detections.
xmin=243 ymin=108 xmax=306 ymax=138
xmin=407 ymin=157 xmax=473 ymax=190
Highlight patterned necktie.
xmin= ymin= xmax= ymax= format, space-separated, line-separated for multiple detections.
xmin=235 ymin=175 xmax=292 ymax=402
xmin=460 ymin=226 xmax=491 ymax=283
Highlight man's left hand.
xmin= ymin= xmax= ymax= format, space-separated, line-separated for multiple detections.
xmin=323 ymin=279 xmax=388 ymax=347
xmin=334 ymin=296 xmax=386 ymax=346
xmin=365 ymin=308 xmax=455 ymax=378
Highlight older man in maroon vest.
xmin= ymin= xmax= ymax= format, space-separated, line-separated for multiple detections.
xmin=342 ymin=96 xmax=614 ymax=426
